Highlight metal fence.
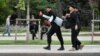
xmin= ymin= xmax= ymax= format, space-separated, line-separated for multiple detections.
xmin=15 ymin=19 xmax=41 ymax=41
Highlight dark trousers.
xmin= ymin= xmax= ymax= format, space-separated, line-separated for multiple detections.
xmin=41 ymin=32 xmax=46 ymax=40
xmin=71 ymin=27 xmax=81 ymax=49
xmin=32 ymin=34 xmax=36 ymax=40
xmin=47 ymin=25 xmax=64 ymax=47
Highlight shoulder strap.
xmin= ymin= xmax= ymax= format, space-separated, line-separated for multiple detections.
xmin=52 ymin=15 xmax=56 ymax=22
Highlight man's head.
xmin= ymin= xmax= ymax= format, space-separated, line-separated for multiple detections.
xmin=46 ymin=6 xmax=52 ymax=12
xmin=69 ymin=5 xmax=76 ymax=12
xmin=74 ymin=7 xmax=81 ymax=13
xmin=8 ymin=15 xmax=11 ymax=19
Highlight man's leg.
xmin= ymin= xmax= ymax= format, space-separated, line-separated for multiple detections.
xmin=44 ymin=27 xmax=55 ymax=50
xmin=41 ymin=32 xmax=45 ymax=40
xmin=3 ymin=30 xmax=7 ymax=36
xmin=3 ymin=26 xmax=8 ymax=36
xmin=71 ymin=28 xmax=78 ymax=50
xmin=75 ymin=29 xmax=84 ymax=50
xmin=76 ymin=29 xmax=81 ymax=46
xmin=32 ymin=34 xmax=35 ymax=40
xmin=7 ymin=25 xmax=11 ymax=36
xmin=55 ymin=26 xmax=64 ymax=50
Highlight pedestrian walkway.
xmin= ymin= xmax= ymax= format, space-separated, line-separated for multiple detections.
xmin=0 ymin=45 xmax=100 ymax=53
xmin=0 ymin=45 xmax=100 ymax=56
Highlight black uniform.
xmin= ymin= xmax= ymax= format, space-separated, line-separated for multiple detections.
xmin=70 ymin=11 xmax=81 ymax=50
xmin=29 ymin=22 xmax=38 ymax=40
xmin=44 ymin=11 xmax=64 ymax=50
xmin=41 ymin=25 xmax=48 ymax=40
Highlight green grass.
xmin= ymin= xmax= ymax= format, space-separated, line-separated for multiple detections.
xmin=0 ymin=40 xmax=100 ymax=45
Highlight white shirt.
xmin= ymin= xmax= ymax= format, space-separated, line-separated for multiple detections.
xmin=6 ymin=16 xmax=10 ymax=25
xmin=43 ymin=15 xmax=63 ymax=27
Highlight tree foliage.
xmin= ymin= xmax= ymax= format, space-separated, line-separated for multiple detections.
xmin=0 ymin=0 xmax=99 ymax=26
xmin=0 ymin=0 xmax=13 ymax=25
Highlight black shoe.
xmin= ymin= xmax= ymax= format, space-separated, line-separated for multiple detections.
xmin=69 ymin=47 xmax=76 ymax=51
xmin=43 ymin=46 xmax=51 ymax=50
xmin=75 ymin=46 xmax=80 ymax=50
xmin=78 ymin=45 xmax=84 ymax=50
xmin=58 ymin=47 xmax=64 ymax=50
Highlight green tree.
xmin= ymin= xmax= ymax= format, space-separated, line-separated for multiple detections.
xmin=30 ymin=0 xmax=56 ymax=18
xmin=0 ymin=0 xmax=13 ymax=25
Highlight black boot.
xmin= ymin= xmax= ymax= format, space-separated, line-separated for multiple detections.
xmin=58 ymin=46 xmax=64 ymax=50
xmin=43 ymin=46 xmax=51 ymax=50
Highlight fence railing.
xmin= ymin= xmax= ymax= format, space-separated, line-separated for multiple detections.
xmin=91 ymin=20 xmax=100 ymax=43
xmin=15 ymin=19 xmax=41 ymax=41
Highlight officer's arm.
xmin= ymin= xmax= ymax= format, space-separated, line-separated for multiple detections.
xmin=42 ymin=15 xmax=54 ymax=26
xmin=42 ymin=14 xmax=50 ymax=20
xmin=42 ymin=14 xmax=54 ymax=22
xmin=75 ymin=14 xmax=80 ymax=25
xmin=48 ymin=16 xmax=53 ymax=22
xmin=75 ymin=13 xmax=80 ymax=30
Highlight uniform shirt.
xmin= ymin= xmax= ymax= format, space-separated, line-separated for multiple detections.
xmin=69 ymin=11 xmax=81 ymax=28
xmin=6 ymin=16 xmax=11 ymax=26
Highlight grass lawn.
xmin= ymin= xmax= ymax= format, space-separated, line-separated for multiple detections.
xmin=0 ymin=40 xmax=100 ymax=45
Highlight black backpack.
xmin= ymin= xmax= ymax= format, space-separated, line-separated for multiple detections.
xmin=63 ymin=17 xmax=71 ymax=29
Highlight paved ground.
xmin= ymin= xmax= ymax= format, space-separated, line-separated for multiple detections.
xmin=0 ymin=45 xmax=100 ymax=53
xmin=0 ymin=32 xmax=100 ymax=56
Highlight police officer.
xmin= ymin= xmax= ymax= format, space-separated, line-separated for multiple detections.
xmin=39 ymin=7 xmax=64 ymax=50
xmin=68 ymin=5 xmax=84 ymax=51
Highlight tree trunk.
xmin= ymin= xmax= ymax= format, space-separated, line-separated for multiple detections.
xmin=88 ymin=0 xmax=93 ymax=9
xmin=55 ymin=0 xmax=63 ymax=17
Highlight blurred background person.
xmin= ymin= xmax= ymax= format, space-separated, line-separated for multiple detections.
xmin=3 ymin=15 xmax=11 ymax=36
xmin=41 ymin=20 xmax=48 ymax=40
xmin=29 ymin=21 xmax=38 ymax=40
